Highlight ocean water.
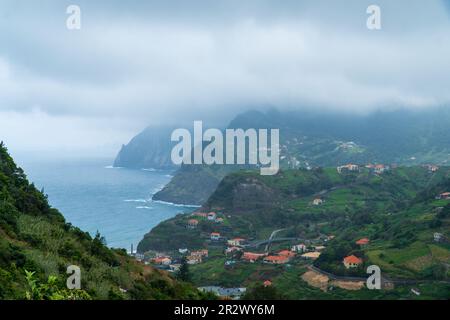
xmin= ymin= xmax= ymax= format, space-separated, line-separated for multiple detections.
xmin=17 ymin=158 xmax=195 ymax=250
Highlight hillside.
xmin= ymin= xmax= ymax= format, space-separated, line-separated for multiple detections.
xmin=138 ymin=165 xmax=450 ymax=298
xmin=114 ymin=126 xmax=179 ymax=170
xmin=0 ymin=142 xmax=204 ymax=300
xmin=152 ymin=108 xmax=450 ymax=205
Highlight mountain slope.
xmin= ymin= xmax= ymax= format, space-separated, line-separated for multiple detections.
xmin=152 ymin=108 xmax=450 ymax=205
xmin=0 ymin=142 xmax=204 ymax=300
xmin=114 ymin=126 xmax=179 ymax=170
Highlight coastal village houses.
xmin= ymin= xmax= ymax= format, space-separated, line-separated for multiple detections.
xmin=343 ymin=255 xmax=363 ymax=269
xmin=210 ymin=232 xmax=221 ymax=241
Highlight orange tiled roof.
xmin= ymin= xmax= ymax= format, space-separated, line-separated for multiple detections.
xmin=264 ymin=255 xmax=289 ymax=263
xmin=344 ymin=255 xmax=362 ymax=264
xmin=356 ymin=238 xmax=370 ymax=245
xmin=278 ymin=250 xmax=296 ymax=257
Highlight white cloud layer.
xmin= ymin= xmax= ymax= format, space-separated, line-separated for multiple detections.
xmin=1 ymin=0 xmax=450 ymax=156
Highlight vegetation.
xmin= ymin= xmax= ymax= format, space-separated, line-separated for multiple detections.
xmin=0 ymin=142 xmax=205 ymax=300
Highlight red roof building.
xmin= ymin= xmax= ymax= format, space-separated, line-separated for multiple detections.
xmin=343 ymin=255 xmax=363 ymax=269
xmin=356 ymin=238 xmax=370 ymax=246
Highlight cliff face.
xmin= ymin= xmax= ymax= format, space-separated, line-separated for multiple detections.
xmin=0 ymin=142 xmax=203 ymax=300
xmin=113 ymin=126 xmax=179 ymax=170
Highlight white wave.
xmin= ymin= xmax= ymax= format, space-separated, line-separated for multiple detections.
xmin=124 ymin=199 xmax=147 ymax=203
xmin=136 ymin=206 xmax=154 ymax=210
xmin=151 ymin=199 xmax=201 ymax=208
xmin=104 ymin=165 xmax=123 ymax=169
xmin=141 ymin=168 xmax=157 ymax=172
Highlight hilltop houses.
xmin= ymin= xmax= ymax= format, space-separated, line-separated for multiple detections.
xmin=227 ymin=238 xmax=246 ymax=247
xmin=264 ymin=255 xmax=290 ymax=264
xmin=186 ymin=255 xmax=202 ymax=265
xmin=434 ymin=232 xmax=444 ymax=243
xmin=187 ymin=219 xmax=199 ymax=229
xmin=225 ymin=246 xmax=242 ymax=255
xmin=207 ymin=212 xmax=217 ymax=221
xmin=437 ymin=192 xmax=450 ymax=200
xmin=152 ymin=256 xmax=172 ymax=265
xmin=313 ymin=198 xmax=323 ymax=206
xmin=343 ymin=255 xmax=362 ymax=269
xmin=263 ymin=280 xmax=272 ymax=287
xmin=242 ymin=252 xmax=266 ymax=263
xmin=191 ymin=249 xmax=209 ymax=258
xmin=291 ymin=243 xmax=307 ymax=253
xmin=356 ymin=238 xmax=370 ymax=247
xmin=301 ymin=252 xmax=321 ymax=260
xmin=337 ymin=164 xmax=359 ymax=174
xmin=210 ymin=232 xmax=221 ymax=241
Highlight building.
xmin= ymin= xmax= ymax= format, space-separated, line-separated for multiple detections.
xmin=374 ymin=164 xmax=389 ymax=174
xmin=210 ymin=232 xmax=221 ymax=241
xmin=186 ymin=255 xmax=202 ymax=265
xmin=242 ymin=252 xmax=266 ymax=263
xmin=356 ymin=238 xmax=370 ymax=246
xmin=434 ymin=232 xmax=444 ymax=242
xmin=215 ymin=217 xmax=224 ymax=223
xmin=207 ymin=212 xmax=217 ymax=221
xmin=227 ymin=238 xmax=246 ymax=247
xmin=301 ymin=252 xmax=321 ymax=260
xmin=278 ymin=250 xmax=296 ymax=259
xmin=337 ymin=164 xmax=359 ymax=173
xmin=152 ymin=257 xmax=172 ymax=265
xmin=313 ymin=245 xmax=326 ymax=251
xmin=178 ymin=248 xmax=189 ymax=254
xmin=264 ymin=255 xmax=290 ymax=264
xmin=225 ymin=246 xmax=242 ymax=255
xmin=437 ymin=192 xmax=450 ymax=200
xmin=191 ymin=249 xmax=209 ymax=258
xmin=291 ymin=243 xmax=307 ymax=253
xmin=187 ymin=219 xmax=199 ymax=229
xmin=313 ymin=198 xmax=323 ymax=206
xmin=343 ymin=255 xmax=363 ymax=269
xmin=263 ymin=280 xmax=272 ymax=287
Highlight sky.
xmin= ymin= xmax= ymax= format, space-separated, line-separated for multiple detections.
xmin=1 ymin=0 xmax=450 ymax=158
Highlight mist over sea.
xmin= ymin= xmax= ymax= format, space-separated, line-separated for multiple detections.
xmin=16 ymin=157 xmax=195 ymax=250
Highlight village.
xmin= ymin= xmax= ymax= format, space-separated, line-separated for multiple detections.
xmin=132 ymin=163 xmax=449 ymax=299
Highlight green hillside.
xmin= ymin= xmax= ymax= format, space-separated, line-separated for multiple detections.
xmin=138 ymin=165 xmax=450 ymax=299
xmin=0 ymin=143 xmax=205 ymax=300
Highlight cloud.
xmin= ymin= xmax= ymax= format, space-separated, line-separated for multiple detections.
xmin=1 ymin=0 xmax=450 ymax=155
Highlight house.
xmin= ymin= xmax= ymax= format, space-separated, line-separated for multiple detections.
xmin=437 ymin=192 xmax=450 ymax=200
xmin=337 ymin=164 xmax=359 ymax=173
xmin=215 ymin=217 xmax=224 ymax=223
xmin=301 ymin=252 xmax=321 ymax=260
xmin=278 ymin=250 xmax=296 ymax=259
xmin=343 ymin=255 xmax=363 ymax=269
xmin=152 ymin=257 xmax=172 ymax=265
xmin=225 ymin=246 xmax=242 ymax=255
xmin=374 ymin=164 xmax=388 ymax=174
xmin=313 ymin=245 xmax=326 ymax=251
xmin=191 ymin=249 xmax=209 ymax=258
xmin=291 ymin=243 xmax=307 ymax=253
xmin=356 ymin=238 xmax=370 ymax=246
xmin=227 ymin=238 xmax=246 ymax=247
xmin=263 ymin=280 xmax=272 ymax=287
xmin=313 ymin=198 xmax=323 ymax=206
xmin=210 ymin=232 xmax=221 ymax=241
xmin=178 ymin=248 xmax=189 ymax=254
xmin=411 ymin=288 xmax=421 ymax=296
xmin=242 ymin=252 xmax=266 ymax=263
xmin=427 ymin=165 xmax=439 ymax=173
xmin=186 ymin=255 xmax=202 ymax=265
xmin=434 ymin=232 xmax=444 ymax=242
xmin=264 ymin=255 xmax=290 ymax=264
xmin=169 ymin=264 xmax=181 ymax=272
xmin=187 ymin=219 xmax=199 ymax=229
xmin=207 ymin=212 xmax=217 ymax=221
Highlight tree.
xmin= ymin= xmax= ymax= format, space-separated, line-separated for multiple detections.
xmin=177 ymin=256 xmax=191 ymax=282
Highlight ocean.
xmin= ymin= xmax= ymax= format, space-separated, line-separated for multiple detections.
xmin=16 ymin=157 xmax=196 ymax=251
